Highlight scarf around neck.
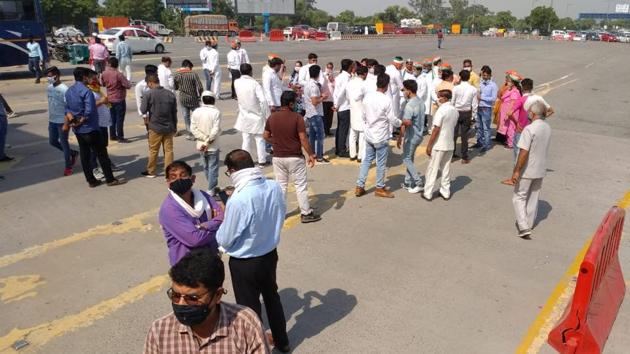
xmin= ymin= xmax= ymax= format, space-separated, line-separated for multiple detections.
xmin=231 ymin=167 xmax=264 ymax=194
xmin=169 ymin=188 xmax=211 ymax=219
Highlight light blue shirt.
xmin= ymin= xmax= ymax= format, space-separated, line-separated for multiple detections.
xmin=216 ymin=178 xmax=286 ymax=258
xmin=479 ymin=79 xmax=498 ymax=108
xmin=26 ymin=41 xmax=43 ymax=59
xmin=116 ymin=41 xmax=132 ymax=60
xmin=47 ymin=83 xmax=68 ymax=123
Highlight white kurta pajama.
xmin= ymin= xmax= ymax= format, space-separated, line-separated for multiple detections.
xmin=346 ymin=76 xmax=367 ymax=160
xmin=234 ymin=75 xmax=271 ymax=164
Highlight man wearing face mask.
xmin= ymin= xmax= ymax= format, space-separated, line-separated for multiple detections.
xmin=462 ymin=59 xmax=480 ymax=88
xmin=46 ymin=66 xmax=78 ymax=176
xmin=159 ymin=161 xmax=224 ymax=265
xmin=200 ymin=40 xmax=219 ymax=92
xmin=419 ymin=58 xmax=434 ymax=133
xmin=144 ymin=249 xmax=269 ymax=353
xmin=262 ymin=57 xmax=284 ymax=111
xmin=216 ymin=149 xmax=291 ymax=353
xmin=333 ymin=59 xmax=353 ymax=157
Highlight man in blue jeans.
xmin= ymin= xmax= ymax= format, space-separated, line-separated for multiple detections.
xmin=303 ymin=65 xmax=329 ymax=164
xmin=355 ymin=74 xmax=406 ymax=198
xmin=475 ymin=65 xmax=497 ymax=152
xmin=46 ymin=66 xmax=78 ymax=176
xmin=397 ymin=79 xmax=425 ymax=194
xmin=191 ymin=91 xmax=221 ymax=193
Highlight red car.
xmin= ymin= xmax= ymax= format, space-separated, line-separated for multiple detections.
xmin=395 ymin=27 xmax=415 ymax=35
xmin=600 ymin=33 xmax=618 ymax=42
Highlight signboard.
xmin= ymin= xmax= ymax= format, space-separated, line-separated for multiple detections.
xmin=166 ymin=0 xmax=211 ymax=9
xmin=235 ymin=0 xmax=296 ymax=15
xmin=616 ymin=3 xmax=630 ymax=13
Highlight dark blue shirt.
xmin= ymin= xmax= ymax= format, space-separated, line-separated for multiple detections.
xmin=65 ymin=81 xmax=99 ymax=134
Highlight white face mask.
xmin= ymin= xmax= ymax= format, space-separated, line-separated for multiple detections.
xmin=368 ymin=68 xmax=374 ymax=74
xmin=295 ymin=66 xmax=301 ymax=72
xmin=47 ymin=76 xmax=56 ymax=85
xmin=464 ymin=67 xmax=472 ymax=71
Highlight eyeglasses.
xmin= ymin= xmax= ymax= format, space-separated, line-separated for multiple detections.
xmin=167 ymin=288 xmax=210 ymax=305
xmin=224 ymin=170 xmax=231 ymax=177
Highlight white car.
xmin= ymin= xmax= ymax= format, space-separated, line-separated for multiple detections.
xmin=54 ymin=26 xmax=84 ymax=38
xmin=97 ymin=27 xmax=165 ymax=54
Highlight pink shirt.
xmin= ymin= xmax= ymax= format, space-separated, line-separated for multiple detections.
xmin=89 ymin=43 xmax=109 ymax=61
xmin=513 ymin=95 xmax=529 ymax=130
xmin=100 ymin=68 xmax=131 ymax=103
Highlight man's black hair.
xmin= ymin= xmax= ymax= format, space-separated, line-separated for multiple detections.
xmin=161 ymin=56 xmax=171 ymax=64
xmin=341 ymin=59 xmax=353 ymax=72
xmin=202 ymin=95 xmax=215 ymax=105
xmin=145 ymin=64 xmax=158 ymax=74
xmin=366 ymin=59 xmax=379 ymax=67
xmin=118 ymin=34 xmax=125 ymax=41
xmin=376 ymin=74 xmax=390 ymax=90
xmin=437 ymin=89 xmax=452 ymax=100
xmin=165 ymin=160 xmax=193 ymax=177
xmin=108 ymin=56 xmax=119 ymax=68
xmin=146 ymin=73 xmax=159 ymax=84
xmin=309 ymin=64 xmax=321 ymax=79
xmin=73 ymin=67 xmax=87 ymax=81
xmin=181 ymin=59 xmax=193 ymax=69
xmin=459 ymin=69 xmax=470 ymax=81
xmin=95 ymin=37 xmax=101 ymax=44
xmin=441 ymin=69 xmax=453 ymax=80
xmin=356 ymin=65 xmax=368 ymax=76
xmin=280 ymin=90 xmax=297 ymax=107
xmin=480 ymin=65 xmax=492 ymax=75
xmin=269 ymin=57 xmax=283 ymax=67
xmin=169 ymin=249 xmax=224 ymax=291
xmin=374 ymin=64 xmax=386 ymax=76
xmin=521 ymin=78 xmax=533 ymax=91
xmin=307 ymin=53 xmax=318 ymax=60
xmin=46 ymin=66 xmax=60 ymax=76
xmin=240 ymin=63 xmax=253 ymax=76
xmin=402 ymin=79 xmax=417 ymax=93
xmin=463 ymin=59 xmax=472 ymax=66
xmin=225 ymin=149 xmax=255 ymax=171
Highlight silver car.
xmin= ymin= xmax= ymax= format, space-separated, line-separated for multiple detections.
xmin=54 ymin=26 xmax=84 ymax=38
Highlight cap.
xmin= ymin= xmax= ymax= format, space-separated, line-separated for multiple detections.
xmin=201 ymin=90 xmax=215 ymax=98
xmin=267 ymin=53 xmax=279 ymax=60
xmin=432 ymin=56 xmax=442 ymax=64
xmin=438 ymin=62 xmax=452 ymax=71
xmin=506 ymin=70 xmax=523 ymax=82
xmin=405 ymin=58 xmax=413 ymax=63
xmin=423 ymin=58 xmax=433 ymax=65
xmin=393 ymin=56 xmax=404 ymax=63
xmin=413 ymin=61 xmax=423 ymax=68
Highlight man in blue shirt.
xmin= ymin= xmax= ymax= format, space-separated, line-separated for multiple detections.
xmin=216 ymin=149 xmax=290 ymax=353
xmin=46 ymin=66 xmax=78 ymax=176
xmin=475 ymin=65 xmax=498 ymax=152
xmin=398 ymin=79 xmax=425 ymax=194
xmin=115 ymin=35 xmax=133 ymax=81
xmin=26 ymin=36 xmax=43 ymax=83
xmin=65 ymin=67 xmax=126 ymax=188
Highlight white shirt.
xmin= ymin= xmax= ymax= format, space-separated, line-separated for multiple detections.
xmin=227 ymin=49 xmax=241 ymax=70
xmin=135 ymin=79 xmax=150 ymax=117
xmin=420 ymin=71 xmax=434 ymax=114
xmin=191 ymin=104 xmax=221 ymax=152
xmin=415 ymin=75 xmax=429 ymax=106
xmin=234 ymin=75 xmax=270 ymax=134
xmin=157 ymin=64 xmax=174 ymax=91
xmin=303 ymin=78 xmax=323 ymax=118
xmin=401 ymin=70 xmax=416 ymax=81
xmin=346 ymin=76 xmax=367 ymax=131
xmin=298 ymin=63 xmax=313 ymax=87
xmin=362 ymin=90 xmax=402 ymax=144
xmin=385 ymin=64 xmax=403 ymax=98
xmin=238 ymin=48 xmax=250 ymax=66
xmin=518 ymin=118 xmax=551 ymax=179
xmin=262 ymin=67 xmax=283 ymax=107
xmin=365 ymin=73 xmax=377 ymax=92
xmin=451 ymin=81 xmax=479 ymax=116
xmin=432 ymin=102 xmax=459 ymax=151
xmin=200 ymin=46 xmax=219 ymax=72
xmin=333 ymin=70 xmax=351 ymax=111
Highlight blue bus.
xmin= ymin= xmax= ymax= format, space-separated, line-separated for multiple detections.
xmin=0 ymin=0 xmax=48 ymax=67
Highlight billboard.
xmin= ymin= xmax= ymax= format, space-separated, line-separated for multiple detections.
xmin=166 ymin=0 xmax=212 ymax=12
xmin=235 ymin=0 xmax=296 ymax=15
xmin=615 ymin=4 xmax=629 ymax=13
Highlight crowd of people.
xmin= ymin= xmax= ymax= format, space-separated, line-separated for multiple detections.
xmin=1 ymin=38 xmax=557 ymax=353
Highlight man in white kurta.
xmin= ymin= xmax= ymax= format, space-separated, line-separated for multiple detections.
xmin=262 ymin=57 xmax=284 ymax=111
xmin=385 ymin=56 xmax=404 ymax=119
xmin=346 ymin=65 xmax=368 ymax=161
xmin=199 ymin=40 xmax=221 ymax=96
xmin=332 ymin=59 xmax=353 ymax=157
xmin=234 ymin=64 xmax=271 ymax=166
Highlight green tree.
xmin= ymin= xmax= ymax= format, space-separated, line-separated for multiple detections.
xmin=494 ymin=10 xmax=516 ymax=29
xmin=526 ymin=6 xmax=558 ymax=35
xmin=160 ymin=7 xmax=183 ymax=35
xmin=307 ymin=8 xmax=331 ymax=27
xmin=41 ymin=0 xmax=98 ymax=31
xmin=463 ymin=4 xmax=490 ymax=32
xmin=556 ymin=17 xmax=575 ymax=30
xmin=449 ymin=0 xmax=468 ymax=24
xmin=408 ymin=0 xmax=442 ymax=23
xmin=375 ymin=5 xmax=415 ymax=24
xmin=102 ymin=0 xmax=163 ymax=21
xmin=574 ymin=18 xmax=595 ymax=30
xmin=336 ymin=10 xmax=356 ymax=25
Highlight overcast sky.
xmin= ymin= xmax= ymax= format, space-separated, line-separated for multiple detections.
xmin=313 ymin=0 xmax=623 ymax=19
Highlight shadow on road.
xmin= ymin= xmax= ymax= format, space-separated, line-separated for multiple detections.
xmin=278 ymin=288 xmax=357 ymax=350
xmin=534 ymin=200 xmax=552 ymax=228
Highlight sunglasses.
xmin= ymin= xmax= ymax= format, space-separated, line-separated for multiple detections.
xmin=167 ymin=288 xmax=210 ymax=305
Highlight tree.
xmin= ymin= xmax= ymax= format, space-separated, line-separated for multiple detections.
xmin=463 ymin=4 xmax=490 ymax=32
xmin=494 ymin=10 xmax=516 ymax=29
xmin=449 ymin=0 xmax=468 ymax=24
xmin=408 ymin=0 xmax=442 ymax=23
xmin=556 ymin=17 xmax=575 ymax=30
xmin=102 ymin=0 xmax=163 ymax=21
xmin=526 ymin=6 xmax=558 ymax=35
xmin=160 ymin=7 xmax=183 ymax=35
xmin=574 ymin=18 xmax=595 ymax=30
xmin=336 ymin=10 xmax=356 ymax=25
xmin=41 ymin=0 xmax=98 ymax=31
xmin=375 ymin=5 xmax=415 ymax=24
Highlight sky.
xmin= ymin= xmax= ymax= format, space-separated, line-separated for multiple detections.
xmin=313 ymin=0 xmax=625 ymax=19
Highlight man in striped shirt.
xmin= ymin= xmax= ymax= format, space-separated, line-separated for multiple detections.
xmin=174 ymin=59 xmax=204 ymax=140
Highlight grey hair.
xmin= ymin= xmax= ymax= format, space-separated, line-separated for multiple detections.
xmin=529 ymin=101 xmax=546 ymax=118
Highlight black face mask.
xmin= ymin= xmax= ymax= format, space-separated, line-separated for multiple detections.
xmin=170 ymin=178 xmax=193 ymax=195
xmin=172 ymin=303 xmax=211 ymax=326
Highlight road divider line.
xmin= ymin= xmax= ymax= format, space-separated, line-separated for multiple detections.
xmin=515 ymin=188 xmax=630 ymax=354
xmin=0 ymin=275 xmax=46 ymax=304
xmin=0 ymin=275 xmax=169 ymax=353
xmin=0 ymin=210 xmax=156 ymax=269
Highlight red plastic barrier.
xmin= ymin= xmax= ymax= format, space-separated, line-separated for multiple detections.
xmin=269 ymin=29 xmax=284 ymax=42
xmin=238 ymin=30 xmax=257 ymax=42
xmin=315 ymin=31 xmax=327 ymax=41
xmin=548 ymin=206 xmax=626 ymax=354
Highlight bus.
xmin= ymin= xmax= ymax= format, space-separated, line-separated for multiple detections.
xmin=0 ymin=0 xmax=48 ymax=67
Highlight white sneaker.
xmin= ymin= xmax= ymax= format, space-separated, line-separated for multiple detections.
xmin=93 ymin=168 xmax=105 ymax=180
xmin=408 ymin=185 xmax=423 ymax=194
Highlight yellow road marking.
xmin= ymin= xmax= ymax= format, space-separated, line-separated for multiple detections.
xmin=0 ymin=275 xmax=169 ymax=353
xmin=0 ymin=210 xmax=156 ymax=269
xmin=0 ymin=275 xmax=46 ymax=304
xmin=516 ymin=189 xmax=630 ymax=354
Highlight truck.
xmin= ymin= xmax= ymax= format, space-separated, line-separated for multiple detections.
xmin=375 ymin=22 xmax=395 ymax=35
xmin=326 ymin=22 xmax=351 ymax=34
xmin=91 ymin=17 xmax=129 ymax=33
xmin=145 ymin=22 xmax=174 ymax=36
xmin=184 ymin=15 xmax=239 ymax=37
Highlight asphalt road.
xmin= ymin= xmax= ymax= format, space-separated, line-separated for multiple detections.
xmin=1 ymin=36 xmax=629 ymax=353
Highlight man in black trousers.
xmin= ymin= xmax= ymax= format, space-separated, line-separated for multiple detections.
xmin=333 ymin=59 xmax=354 ymax=158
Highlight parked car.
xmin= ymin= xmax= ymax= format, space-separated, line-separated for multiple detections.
xmin=283 ymin=27 xmax=294 ymax=37
xmin=551 ymin=30 xmax=566 ymax=40
xmin=600 ymin=32 xmax=618 ymax=42
xmin=352 ymin=24 xmax=376 ymax=35
xmin=54 ymin=26 xmax=84 ymax=38
xmin=284 ymin=25 xmax=316 ymax=38
xmin=583 ymin=31 xmax=600 ymax=41
xmin=97 ymin=27 xmax=165 ymax=54
xmin=395 ymin=27 xmax=415 ymax=35
xmin=616 ymin=32 xmax=630 ymax=43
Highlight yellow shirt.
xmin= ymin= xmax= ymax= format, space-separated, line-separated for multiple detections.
xmin=469 ymin=71 xmax=480 ymax=88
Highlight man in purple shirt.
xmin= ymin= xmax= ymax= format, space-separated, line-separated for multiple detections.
xmin=159 ymin=160 xmax=224 ymax=265
xmin=101 ymin=57 xmax=131 ymax=142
